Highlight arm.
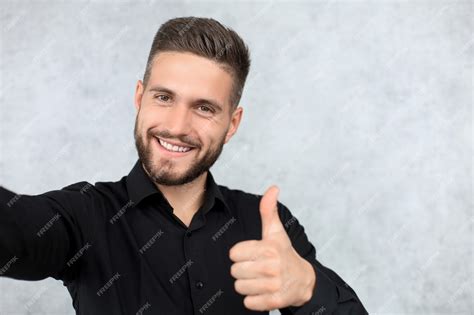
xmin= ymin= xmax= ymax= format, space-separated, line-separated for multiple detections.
xmin=276 ymin=201 xmax=369 ymax=315
xmin=0 ymin=182 xmax=94 ymax=282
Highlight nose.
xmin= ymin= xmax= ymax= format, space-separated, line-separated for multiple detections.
xmin=164 ymin=102 xmax=193 ymax=137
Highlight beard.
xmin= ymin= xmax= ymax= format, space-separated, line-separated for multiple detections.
xmin=133 ymin=116 xmax=226 ymax=186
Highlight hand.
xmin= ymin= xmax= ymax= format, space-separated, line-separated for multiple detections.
xmin=229 ymin=185 xmax=316 ymax=311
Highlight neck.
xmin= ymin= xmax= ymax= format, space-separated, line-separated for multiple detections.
xmin=155 ymin=171 xmax=208 ymax=216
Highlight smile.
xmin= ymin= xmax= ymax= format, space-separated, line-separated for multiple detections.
xmin=154 ymin=136 xmax=196 ymax=155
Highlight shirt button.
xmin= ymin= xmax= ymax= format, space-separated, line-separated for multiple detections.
xmin=185 ymin=231 xmax=192 ymax=237
xmin=195 ymin=281 xmax=204 ymax=289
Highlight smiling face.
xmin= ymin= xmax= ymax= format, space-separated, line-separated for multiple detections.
xmin=134 ymin=51 xmax=243 ymax=186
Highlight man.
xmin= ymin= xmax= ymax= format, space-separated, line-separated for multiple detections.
xmin=0 ymin=17 xmax=368 ymax=314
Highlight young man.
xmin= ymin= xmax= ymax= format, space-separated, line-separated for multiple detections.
xmin=0 ymin=17 xmax=368 ymax=315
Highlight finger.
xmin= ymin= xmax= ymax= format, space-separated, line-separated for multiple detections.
xmin=230 ymin=259 xmax=279 ymax=279
xmin=259 ymin=185 xmax=281 ymax=239
xmin=229 ymin=240 xmax=262 ymax=262
xmin=243 ymin=293 xmax=283 ymax=311
xmin=234 ymin=278 xmax=281 ymax=296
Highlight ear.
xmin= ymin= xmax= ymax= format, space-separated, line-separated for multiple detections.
xmin=224 ymin=106 xmax=243 ymax=144
xmin=134 ymin=80 xmax=144 ymax=111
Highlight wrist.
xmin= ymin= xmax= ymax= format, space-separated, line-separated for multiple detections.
xmin=292 ymin=258 xmax=316 ymax=306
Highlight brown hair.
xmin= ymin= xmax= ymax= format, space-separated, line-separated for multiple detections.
xmin=142 ymin=17 xmax=251 ymax=111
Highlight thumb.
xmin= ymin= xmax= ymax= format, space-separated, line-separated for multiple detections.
xmin=260 ymin=185 xmax=284 ymax=239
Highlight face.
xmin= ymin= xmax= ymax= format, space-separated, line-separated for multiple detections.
xmin=134 ymin=51 xmax=243 ymax=186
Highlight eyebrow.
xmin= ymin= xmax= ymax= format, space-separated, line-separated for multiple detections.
xmin=148 ymin=85 xmax=224 ymax=112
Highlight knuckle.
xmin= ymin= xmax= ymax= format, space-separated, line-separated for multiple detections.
xmin=271 ymin=292 xmax=284 ymax=306
xmin=230 ymin=264 xmax=237 ymax=277
xmin=234 ymin=279 xmax=242 ymax=293
xmin=243 ymin=296 xmax=252 ymax=309
xmin=229 ymin=246 xmax=239 ymax=260
xmin=267 ymin=279 xmax=280 ymax=292
xmin=262 ymin=260 xmax=281 ymax=277
xmin=262 ymin=247 xmax=277 ymax=258
xmin=263 ymin=264 xmax=278 ymax=277
xmin=271 ymin=296 xmax=283 ymax=308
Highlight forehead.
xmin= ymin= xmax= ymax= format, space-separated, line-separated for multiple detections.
xmin=147 ymin=51 xmax=234 ymax=106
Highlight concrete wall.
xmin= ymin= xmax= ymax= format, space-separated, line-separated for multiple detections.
xmin=0 ymin=0 xmax=472 ymax=314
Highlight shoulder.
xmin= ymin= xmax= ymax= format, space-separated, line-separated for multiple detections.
xmin=218 ymin=184 xmax=260 ymax=203
xmin=48 ymin=176 xmax=124 ymax=196
xmin=41 ymin=176 xmax=129 ymax=210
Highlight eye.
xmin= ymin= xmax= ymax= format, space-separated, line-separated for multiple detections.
xmin=154 ymin=94 xmax=171 ymax=102
xmin=198 ymin=105 xmax=214 ymax=113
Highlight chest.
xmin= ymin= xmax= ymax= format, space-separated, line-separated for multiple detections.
xmin=88 ymin=207 xmax=262 ymax=314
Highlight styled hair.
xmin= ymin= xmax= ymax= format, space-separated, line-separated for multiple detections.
xmin=142 ymin=17 xmax=251 ymax=111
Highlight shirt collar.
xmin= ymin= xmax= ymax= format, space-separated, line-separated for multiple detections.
xmin=126 ymin=159 xmax=231 ymax=215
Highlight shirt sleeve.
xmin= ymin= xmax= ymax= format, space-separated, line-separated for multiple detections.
xmin=276 ymin=201 xmax=369 ymax=315
xmin=0 ymin=182 xmax=96 ymax=283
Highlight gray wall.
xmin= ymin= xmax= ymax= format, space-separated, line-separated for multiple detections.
xmin=1 ymin=0 xmax=472 ymax=314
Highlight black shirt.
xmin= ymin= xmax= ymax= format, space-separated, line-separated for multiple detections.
xmin=0 ymin=159 xmax=368 ymax=314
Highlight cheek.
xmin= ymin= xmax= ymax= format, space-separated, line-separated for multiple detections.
xmin=203 ymin=132 xmax=224 ymax=149
xmin=138 ymin=110 xmax=161 ymax=131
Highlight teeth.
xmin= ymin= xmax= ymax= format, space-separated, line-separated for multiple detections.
xmin=157 ymin=137 xmax=192 ymax=153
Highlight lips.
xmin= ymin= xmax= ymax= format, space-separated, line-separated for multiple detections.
xmin=154 ymin=137 xmax=196 ymax=156
xmin=156 ymin=136 xmax=195 ymax=149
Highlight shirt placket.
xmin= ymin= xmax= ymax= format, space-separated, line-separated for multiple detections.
xmin=183 ymin=214 xmax=211 ymax=314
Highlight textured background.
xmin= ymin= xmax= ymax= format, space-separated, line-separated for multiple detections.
xmin=0 ymin=0 xmax=472 ymax=314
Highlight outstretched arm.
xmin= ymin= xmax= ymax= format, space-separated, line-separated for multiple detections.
xmin=0 ymin=182 xmax=93 ymax=282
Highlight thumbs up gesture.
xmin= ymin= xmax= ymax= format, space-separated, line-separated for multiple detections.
xmin=229 ymin=185 xmax=316 ymax=311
